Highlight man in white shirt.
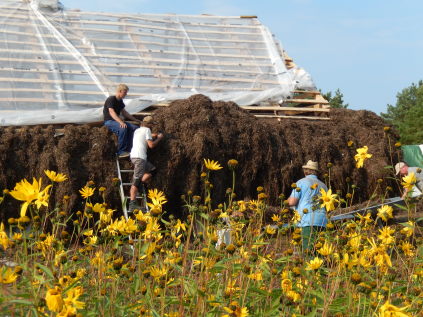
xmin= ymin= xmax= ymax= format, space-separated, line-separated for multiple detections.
xmin=128 ymin=116 xmax=164 ymax=212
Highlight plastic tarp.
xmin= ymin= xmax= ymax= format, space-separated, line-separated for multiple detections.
xmin=0 ymin=0 xmax=316 ymax=126
xmin=402 ymin=145 xmax=423 ymax=168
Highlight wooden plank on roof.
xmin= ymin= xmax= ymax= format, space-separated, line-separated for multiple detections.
xmin=0 ymin=63 xmax=274 ymax=77
xmin=284 ymin=98 xmax=329 ymax=105
xmin=255 ymin=115 xmax=330 ymax=120
xmin=241 ymin=106 xmax=329 ymax=112
xmin=0 ymin=48 xmax=272 ymax=68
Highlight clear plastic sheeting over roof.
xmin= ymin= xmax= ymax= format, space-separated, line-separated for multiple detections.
xmin=0 ymin=0 xmax=316 ymax=126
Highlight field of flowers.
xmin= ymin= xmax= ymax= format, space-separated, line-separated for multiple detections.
xmin=0 ymin=148 xmax=422 ymax=316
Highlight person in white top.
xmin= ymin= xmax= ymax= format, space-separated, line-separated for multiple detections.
xmin=128 ymin=116 xmax=164 ymax=212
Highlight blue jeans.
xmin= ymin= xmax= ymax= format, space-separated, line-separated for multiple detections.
xmin=104 ymin=120 xmax=138 ymax=154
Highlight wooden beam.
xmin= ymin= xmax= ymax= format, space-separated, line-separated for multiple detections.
xmin=241 ymin=106 xmax=329 ymax=112
xmin=255 ymin=115 xmax=330 ymax=120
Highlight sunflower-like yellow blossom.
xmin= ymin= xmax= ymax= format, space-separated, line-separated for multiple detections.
xmin=400 ymin=221 xmax=414 ymax=237
xmin=378 ymin=226 xmax=395 ymax=245
xmin=319 ymin=188 xmax=338 ymax=212
xmin=306 ymin=257 xmax=324 ymax=271
xmin=0 ymin=223 xmax=12 ymax=250
xmin=377 ymin=205 xmax=393 ymax=222
xmin=281 ymin=278 xmax=292 ymax=292
xmin=271 ymin=214 xmax=281 ymax=223
xmin=378 ymin=300 xmax=411 ymax=317
xmin=286 ymin=290 xmax=301 ymax=302
xmin=265 ymin=225 xmax=276 ymax=235
xmin=354 ymin=146 xmax=372 ymax=168
xmin=173 ymin=219 xmax=186 ymax=233
xmin=400 ymin=241 xmax=415 ymax=257
xmin=79 ymin=186 xmax=95 ymax=199
xmin=291 ymin=210 xmax=301 ymax=224
xmin=148 ymin=265 xmax=169 ymax=280
xmin=45 ymin=286 xmax=64 ymax=313
xmin=36 ymin=233 xmax=56 ymax=256
xmin=44 ymin=170 xmax=68 ymax=183
xmin=401 ymin=172 xmax=417 ymax=191
xmin=86 ymin=202 xmax=106 ymax=213
xmin=64 ymin=286 xmax=85 ymax=310
xmin=225 ymin=279 xmax=241 ymax=295
xmin=99 ymin=208 xmax=114 ymax=224
xmin=9 ymin=177 xmax=52 ymax=217
xmin=317 ymin=241 xmax=335 ymax=256
xmin=0 ymin=266 xmax=18 ymax=284
xmin=148 ymin=188 xmax=167 ymax=206
xmin=223 ymin=301 xmax=249 ymax=317
xmin=227 ymin=159 xmax=239 ymax=169
xmin=105 ymin=217 xmax=138 ymax=236
xmin=247 ymin=271 xmax=263 ymax=281
xmin=203 ymin=158 xmax=223 ymax=171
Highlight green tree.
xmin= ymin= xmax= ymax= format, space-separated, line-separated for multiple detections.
xmin=321 ymin=89 xmax=349 ymax=108
xmin=381 ymin=80 xmax=423 ymax=144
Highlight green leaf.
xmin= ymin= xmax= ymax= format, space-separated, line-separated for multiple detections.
xmin=35 ymin=263 xmax=54 ymax=280
xmin=8 ymin=299 xmax=34 ymax=306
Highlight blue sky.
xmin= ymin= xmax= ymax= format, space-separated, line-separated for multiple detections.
xmin=62 ymin=0 xmax=423 ymax=115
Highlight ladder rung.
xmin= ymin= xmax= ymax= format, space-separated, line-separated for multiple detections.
xmin=125 ymin=196 xmax=144 ymax=199
xmin=122 ymin=182 xmax=132 ymax=186
xmin=120 ymin=170 xmax=134 ymax=172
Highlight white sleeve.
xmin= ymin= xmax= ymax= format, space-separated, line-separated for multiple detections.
xmin=145 ymin=128 xmax=153 ymax=141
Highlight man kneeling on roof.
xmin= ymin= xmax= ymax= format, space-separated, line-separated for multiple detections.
xmin=128 ymin=116 xmax=164 ymax=212
xmin=103 ymin=84 xmax=141 ymax=158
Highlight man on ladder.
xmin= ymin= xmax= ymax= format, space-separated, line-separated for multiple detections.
xmin=128 ymin=116 xmax=164 ymax=212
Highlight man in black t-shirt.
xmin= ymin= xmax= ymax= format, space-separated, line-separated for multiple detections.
xmin=103 ymin=84 xmax=141 ymax=158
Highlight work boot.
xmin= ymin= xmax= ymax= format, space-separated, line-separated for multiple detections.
xmin=118 ymin=151 xmax=130 ymax=159
xmin=128 ymin=200 xmax=141 ymax=212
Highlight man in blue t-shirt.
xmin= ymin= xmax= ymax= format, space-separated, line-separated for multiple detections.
xmin=103 ymin=84 xmax=141 ymax=158
xmin=288 ymin=160 xmax=328 ymax=253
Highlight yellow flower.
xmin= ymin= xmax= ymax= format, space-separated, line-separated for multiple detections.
xmin=86 ymin=202 xmax=106 ymax=213
xmin=79 ymin=186 xmax=95 ymax=199
xmin=9 ymin=177 xmax=52 ymax=217
xmin=44 ymin=170 xmax=68 ymax=182
xmin=271 ymin=214 xmax=281 ymax=223
xmin=378 ymin=300 xmax=411 ymax=317
xmin=148 ymin=265 xmax=169 ymax=280
xmin=319 ymin=188 xmax=338 ymax=212
xmin=45 ymin=286 xmax=64 ymax=313
xmin=400 ymin=221 xmax=414 ymax=237
xmin=0 ymin=223 xmax=12 ymax=250
xmin=377 ymin=205 xmax=393 ymax=222
xmin=305 ymin=257 xmax=324 ymax=270
xmin=223 ymin=301 xmax=249 ymax=317
xmin=173 ymin=219 xmax=186 ymax=233
xmin=203 ymin=158 xmax=223 ymax=171
xmin=281 ymin=278 xmax=292 ymax=292
xmin=286 ymin=290 xmax=301 ymax=302
xmin=354 ymin=146 xmax=372 ymax=168
xmin=401 ymin=172 xmax=417 ymax=191
xmin=227 ymin=159 xmax=239 ymax=169
xmin=400 ymin=241 xmax=415 ymax=257
xmin=247 ymin=271 xmax=263 ymax=281
xmin=0 ymin=266 xmax=18 ymax=284
xmin=265 ymin=225 xmax=276 ymax=235
xmin=317 ymin=241 xmax=335 ymax=256
xmin=64 ymin=286 xmax=85 ymax=310
xmin=378 ymin=227 xmax=395 ymax=245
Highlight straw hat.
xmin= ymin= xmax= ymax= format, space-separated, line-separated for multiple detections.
xmin=395 ymin=162 xmax=406 ymax=175
xmin=302 ymin=160 xmax=319 ymax=171
xmin=143 ymin=116 xmax=155 ymax=124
